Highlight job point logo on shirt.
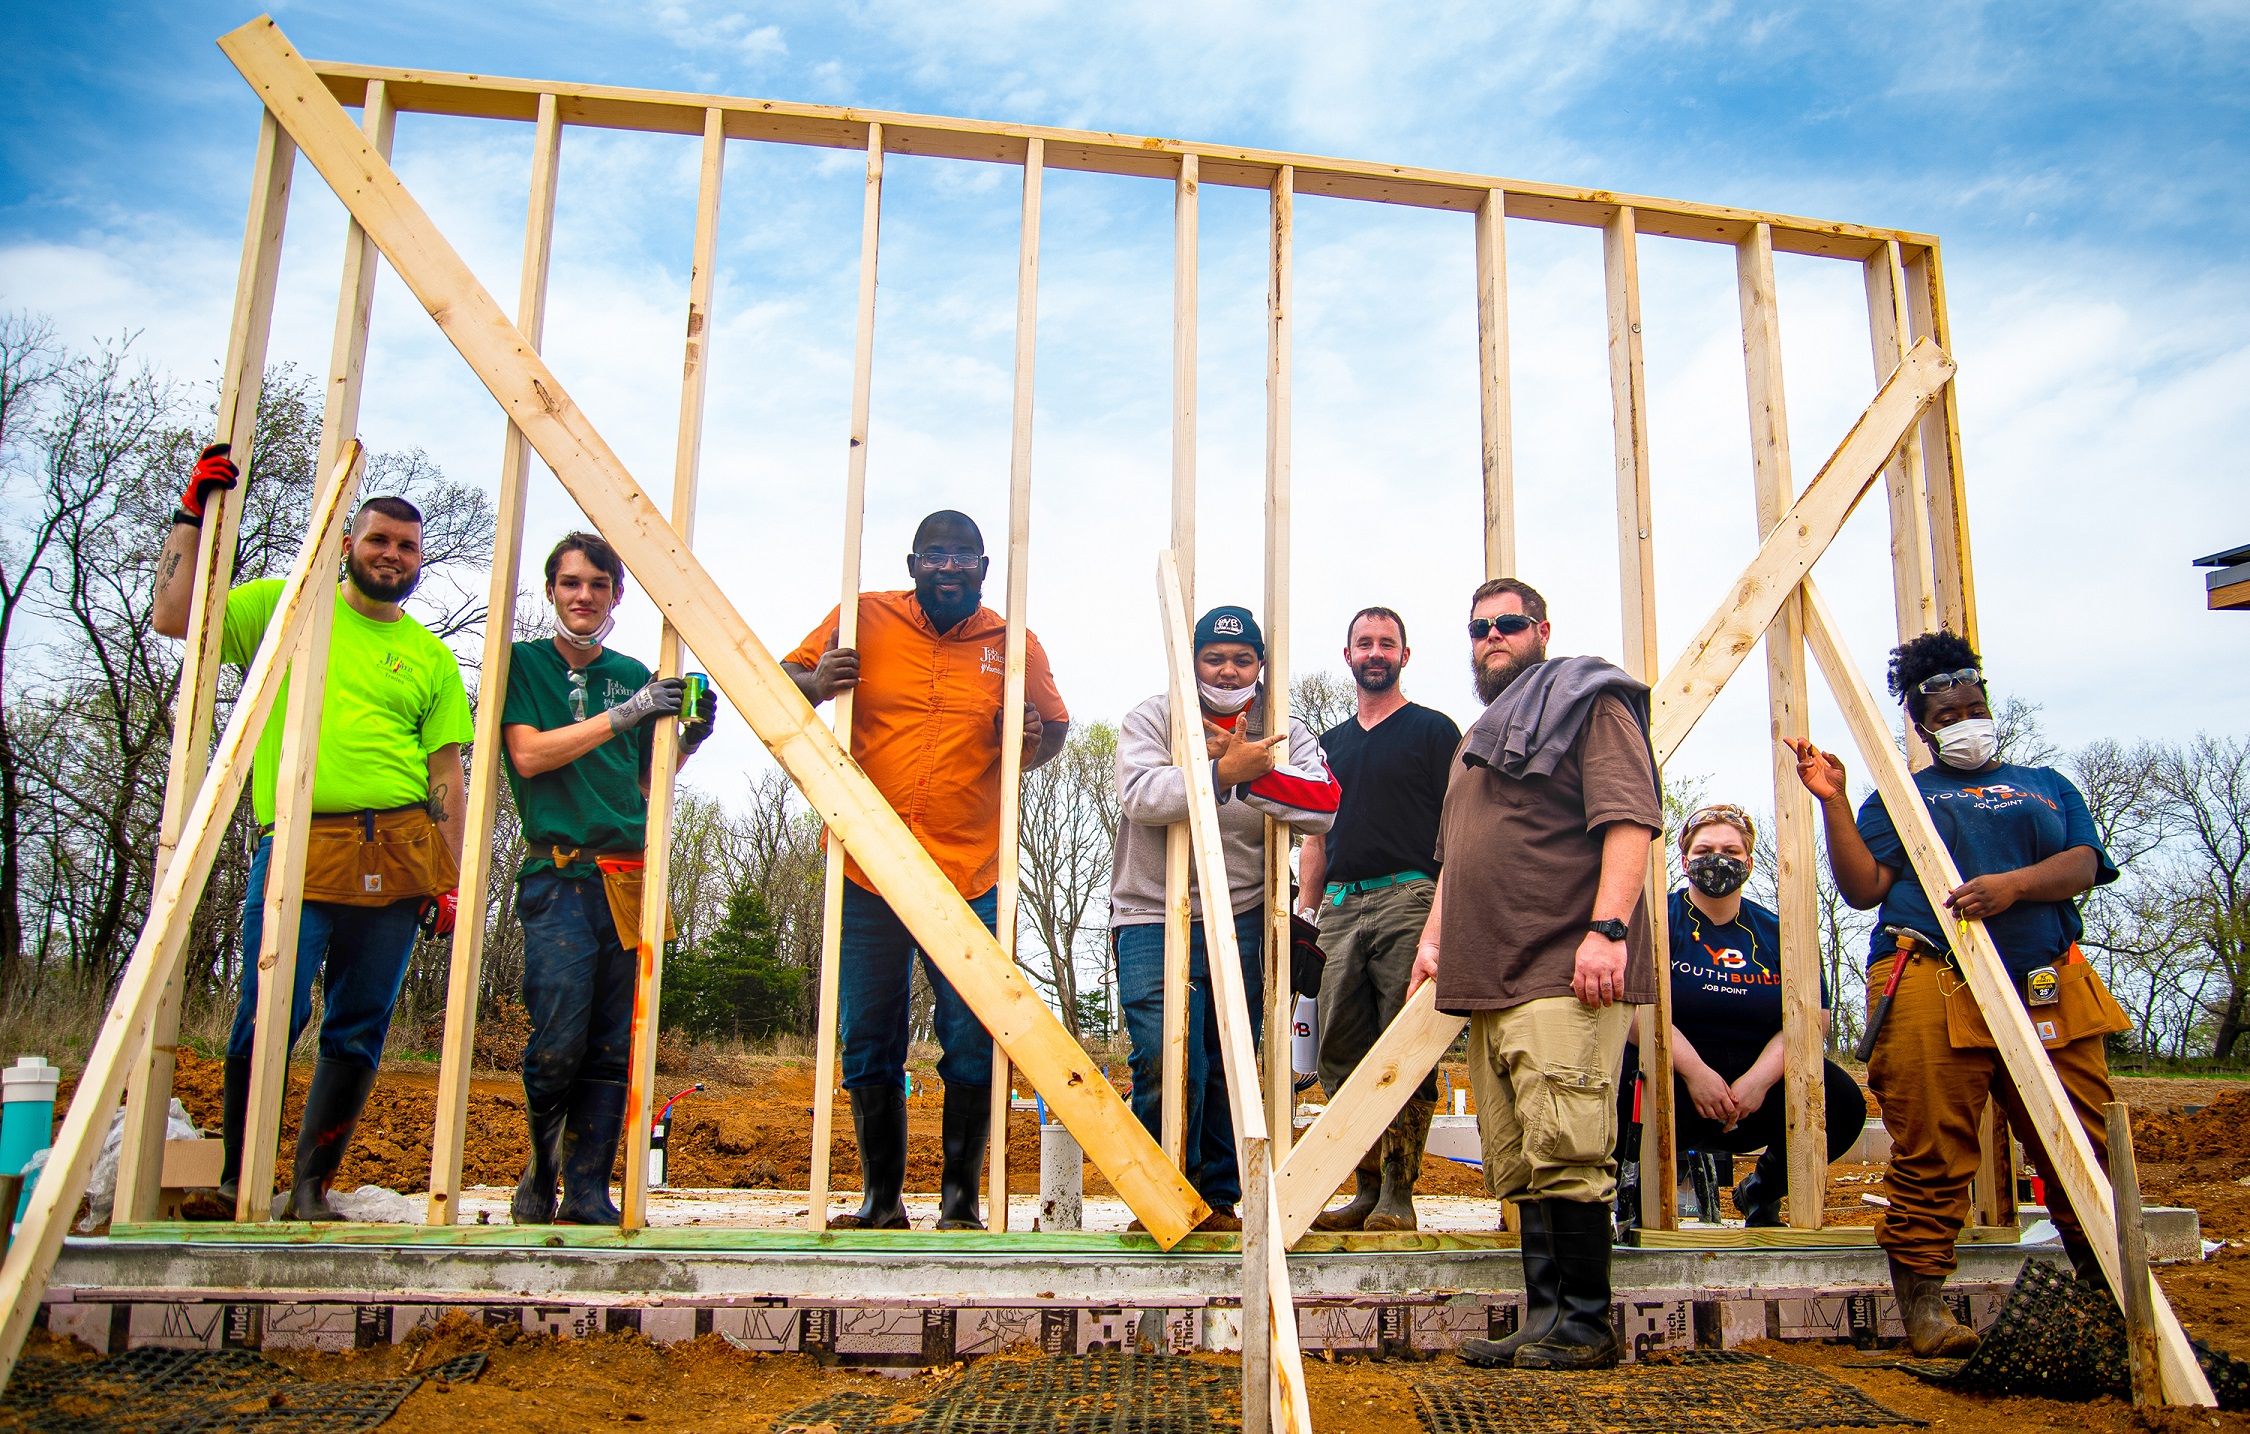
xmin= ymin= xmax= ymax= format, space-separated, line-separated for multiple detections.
xmin=981 ymin=644 xmax=1003 ymax=678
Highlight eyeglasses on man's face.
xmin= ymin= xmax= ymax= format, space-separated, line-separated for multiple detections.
xmin=913 ymin=550 xmax=984 ymax=572
xmin=1468 ymin=613 xmax=1536 ymax=642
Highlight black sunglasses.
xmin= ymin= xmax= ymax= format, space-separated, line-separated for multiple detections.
xmin=1468 ymin=614 xmax=1537 ymax=641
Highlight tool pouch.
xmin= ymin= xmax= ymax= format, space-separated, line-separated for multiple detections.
xmin=1941 ymin=946 xmax=2130 ymax=1052
xmin=591 ymin=853 xmax=677 ymax=950
xmin=299 ymin=806 xmax=458 ymax=906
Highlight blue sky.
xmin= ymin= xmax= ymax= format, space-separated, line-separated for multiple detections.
xmin=4 ymin=1 xmax=2246 ymax=821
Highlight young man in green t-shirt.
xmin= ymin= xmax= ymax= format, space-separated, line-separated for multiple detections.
xmin=154 ymin=450 xmax=473 ymax=1221
xmin=501 ymin=532 xmax=717 ymax=1224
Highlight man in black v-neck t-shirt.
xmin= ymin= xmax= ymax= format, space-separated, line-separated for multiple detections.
xmin=1299 ymin=608 xmax=1462 ymax=1231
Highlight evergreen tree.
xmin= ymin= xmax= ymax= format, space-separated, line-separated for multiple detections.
xmin=661 ymin=886 xmax=805 ymax=1041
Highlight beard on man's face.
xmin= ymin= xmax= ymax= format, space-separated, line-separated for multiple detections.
xmin=1472 ymin=640 xmax=1546 ymax=705
xmin=346 ymin=549 xmax=420 ymax=604
xmin=1350 ymin=655 xmax=1398 ymax=694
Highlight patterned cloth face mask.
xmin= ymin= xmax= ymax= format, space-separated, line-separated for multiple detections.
xmin=1683 ymin=853 xmax=1750 ymax=898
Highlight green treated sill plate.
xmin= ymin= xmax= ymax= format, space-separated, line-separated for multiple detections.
xmin=102 ymin=1223 xmax=1520 ymax=1256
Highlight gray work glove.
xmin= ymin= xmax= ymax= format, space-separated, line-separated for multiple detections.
xmin=679 ymin=686 xmax=718 ymax=754
xmin=608 ymin=676 xmax=685 ymax=734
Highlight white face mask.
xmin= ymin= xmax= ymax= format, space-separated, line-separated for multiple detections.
xmin=1930 ymin=716 xmax=1998 ymax=770
xmin=1199 ymin=679 xmax=1258 ymax=714
xmin=553 ymin=600 xmax=615 ymax=651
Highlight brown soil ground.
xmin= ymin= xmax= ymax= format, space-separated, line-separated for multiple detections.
xmin=24 ymin=1070 xmax=2250 ymax=1431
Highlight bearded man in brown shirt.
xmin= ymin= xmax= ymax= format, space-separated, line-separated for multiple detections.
xmin=1408 ymin=577 xmax=1662 ymax=1372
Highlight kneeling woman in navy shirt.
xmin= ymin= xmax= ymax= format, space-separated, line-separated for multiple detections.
xmin=1615 ymin=803 xmax=1864 ymax=1228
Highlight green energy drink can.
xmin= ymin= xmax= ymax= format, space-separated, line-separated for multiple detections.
xmin=680 ymin=672 xmax=707 ymax=722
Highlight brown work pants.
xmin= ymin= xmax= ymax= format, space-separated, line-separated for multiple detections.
xmin=1866 ymin=952 xmax=2116 ymax=1276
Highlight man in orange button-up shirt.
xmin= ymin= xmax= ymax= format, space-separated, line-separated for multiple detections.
xmin=785 ymin=510 xmax=1069 ymax=1232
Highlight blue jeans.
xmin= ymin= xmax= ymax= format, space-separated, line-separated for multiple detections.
xmin=515 ymin=870 xmax=636 ymax=1113
xmin=1115 ymin=908 xmax=1265 ymax=1208
xmin=839 ymin=881 xmax=997 ymax=1091
xmin=227 ymin=835 xmax=422 ymax=1070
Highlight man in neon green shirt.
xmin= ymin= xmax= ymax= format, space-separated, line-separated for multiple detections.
xmin=155 ymin=449 xmax=472 ymax=1220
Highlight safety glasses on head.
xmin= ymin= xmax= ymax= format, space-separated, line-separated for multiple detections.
xmin=1914 ymin=667 xmax=1983 ymax=697
xmin=1467 ymin=613 xmax=1536 ymax=642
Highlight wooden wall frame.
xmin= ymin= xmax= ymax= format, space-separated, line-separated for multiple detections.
xmin=4 ymin=14 xmax=2210 ymax=1413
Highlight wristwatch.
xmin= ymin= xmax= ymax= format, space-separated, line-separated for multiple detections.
xmin=1588 ymin=917 xmax=1629 ymax=943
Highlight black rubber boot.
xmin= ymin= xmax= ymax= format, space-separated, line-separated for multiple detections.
xmin=216 ymin=1055 xmax=252 ymax=1209
xmin=936 ymin=1082 xmax=991 ymax=1231
xmin=830 ymin=1085 xmax=910 ymax=1230
xmin=1312 ymin=1158 xmax=1381 ymax=1231
xmin=555 ymin=1080 xmax=627 ymax=1225
xmin=1459 ymin=1200 xmax=1556 ymax=1367
xmin=279 ymin=1060 xmax=378 ymax=1222
xmin=2061 ymin=1234 xmax=2110 ymax=1291
xmin=1514 ymin=1198 xmax=1620 ymax=1369
xmin=1366 ymin=1098 xmax=1433 ymax=1232
xmin=511 ymin=1099 xmax=568 ymax=1225
xmin=1887 ymin=1253 xmax=1980 ymax=1358
xmin=1732 ymin=1145 xmax=1786 ymax=1228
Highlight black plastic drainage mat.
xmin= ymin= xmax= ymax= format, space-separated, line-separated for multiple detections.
xmin=1412 ymin=1351 xmax=1924 ymax=1434
xmin=773 ymin=1351 xmax=1241 ymax=1434
xmin=0 ymin=1345 xmax=486 ymax=1433
xmin=1856 ymin=1258 xmax=2250 ymax=1410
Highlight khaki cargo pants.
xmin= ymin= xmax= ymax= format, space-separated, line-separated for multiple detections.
xmin=1467 ymin=995 xmax=1635 ymax=1203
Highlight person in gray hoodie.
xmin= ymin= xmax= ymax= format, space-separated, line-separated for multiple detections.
xmin=1110 ymin=605 xmax=1340 ymax=1229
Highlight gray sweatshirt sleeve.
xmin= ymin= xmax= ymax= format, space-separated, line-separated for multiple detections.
xmin=1117 ymin=696 xmax=1191 ymax=829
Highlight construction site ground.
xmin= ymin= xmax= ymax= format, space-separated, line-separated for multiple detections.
xmin=25 ymin=1053 xmax=2250 ymax=1432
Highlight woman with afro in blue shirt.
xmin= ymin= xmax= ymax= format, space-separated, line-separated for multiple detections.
xmin=1789 ymin=630 xmax=2129 ymax=1360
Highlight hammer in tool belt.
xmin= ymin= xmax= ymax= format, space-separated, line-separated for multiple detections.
xmin=1854 ymin=926 xmax=1942 ymax=1062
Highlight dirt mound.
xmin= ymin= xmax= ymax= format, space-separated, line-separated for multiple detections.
xmin=2133 ymin=1088 xmax=2250 ymax=1164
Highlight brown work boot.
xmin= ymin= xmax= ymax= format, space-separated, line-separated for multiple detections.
xmin=1195 ymin=1204 xmax=1242 ymax=1233
xmin=1313 ymin=1155 xmax=1381 ymax=1231
xmin=1365 ymin=1098 xmax=1433 ymax=1232
xmin=1888 ymin=1254 xmax=1980 ymax=1358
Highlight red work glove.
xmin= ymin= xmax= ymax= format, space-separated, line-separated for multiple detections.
xmin=175 ymin=443 xmax=240 ymax=524
xmin=420 ymin=889 xmax=459 ymax=939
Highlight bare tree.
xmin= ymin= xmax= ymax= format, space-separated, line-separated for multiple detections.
xmin=1290 ymin=670 xmax=1355 ymax=738
xmin=1016 ymin=721 xmax=1121 ymax=1038
xmin=0 ymin=314 xmax=69 ymax=989
xmin=2152 ymin=736 xmax=2250 ymax=1058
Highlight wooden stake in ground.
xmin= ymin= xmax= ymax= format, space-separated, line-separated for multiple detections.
xmin=426 ymin=90 xmax=562 ymax=1227
xmin=807 ymin=122 xmax=883 ymax=1233
xmin=2105 ymin=1101 xmax=2162 ymax=1407
xmin=217 ymin=17 xmax=1206 ymax=1247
